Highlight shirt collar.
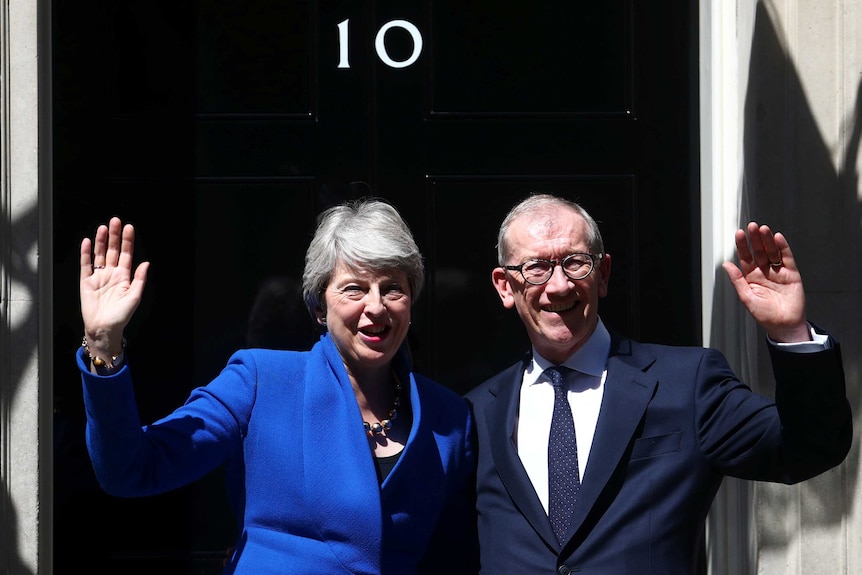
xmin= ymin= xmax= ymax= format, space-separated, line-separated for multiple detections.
xmin=528 ymin=318 xmax=611 ymax=382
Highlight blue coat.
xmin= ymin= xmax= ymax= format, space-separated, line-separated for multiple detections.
xmin=464 ymin=330 xmax=851 ymax=574
xmin=79 ymin=333 xmax=477 ymax=574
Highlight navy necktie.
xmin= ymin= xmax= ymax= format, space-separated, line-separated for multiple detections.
xmin=546 ymin=365 xmax=580 ymax=545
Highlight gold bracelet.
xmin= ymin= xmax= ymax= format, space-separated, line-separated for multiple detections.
xmin=81 ymin=336 xmax=127 ymax=370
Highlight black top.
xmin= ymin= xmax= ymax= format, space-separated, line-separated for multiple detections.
xmin=374 ymin=451 xmax=403 ymax=484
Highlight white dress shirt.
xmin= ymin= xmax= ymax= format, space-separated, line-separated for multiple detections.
xmin=514 ymin=318 xmax=828 ymax=515
xmin=515 ymin=319 xmax=611 ymax=514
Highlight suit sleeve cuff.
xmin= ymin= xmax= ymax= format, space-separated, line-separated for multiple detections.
xmin=767 ymin=322 xmax=831 ymax=353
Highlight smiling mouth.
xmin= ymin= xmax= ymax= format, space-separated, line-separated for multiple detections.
xmin=360 ymin=325 xmax=389 ymax=336
xmin=544 ymin=302 xmax=577 ymax=313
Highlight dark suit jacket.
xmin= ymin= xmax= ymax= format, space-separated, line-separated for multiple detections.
xmin=464 ymin=330 xmax=851 ymax=574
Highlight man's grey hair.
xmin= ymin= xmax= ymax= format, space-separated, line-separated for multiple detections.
xmin=497 ymin=193 xmax=605 ymax=265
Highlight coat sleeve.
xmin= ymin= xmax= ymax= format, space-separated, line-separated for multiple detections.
xmin=80 ymin=347 xmax=258 ymax=496
xmin=696 ymin=333 xmax=851 ymax=483
xmin=768 ymin=336 xmax=852 ymax=478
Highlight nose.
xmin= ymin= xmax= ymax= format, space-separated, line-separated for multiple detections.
xmin=543 ymin=263 xmax=572 ymax=293
xmin=364 ymin=288 xmax=387 ymax=316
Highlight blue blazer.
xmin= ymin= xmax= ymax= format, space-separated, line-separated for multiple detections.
xmin=464 ymin=330 xmax=851 ymax=574
xmin=79 ymin=334 xmax=477 ymax=575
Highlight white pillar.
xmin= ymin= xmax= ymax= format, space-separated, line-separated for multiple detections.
xmin=1 ymin=0 xmax=49 ymax=573
xmin=702 ymin=1 xmax=861 ymax=573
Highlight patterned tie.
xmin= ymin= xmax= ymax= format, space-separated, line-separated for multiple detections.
xmin=546 ymin=365 xmax=580 ymax=545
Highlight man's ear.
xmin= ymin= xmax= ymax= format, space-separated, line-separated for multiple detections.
xmin=596 ymin=253 xmax=612 ymax=298
xmin=491 ymin=267 xmax=517 ymax=309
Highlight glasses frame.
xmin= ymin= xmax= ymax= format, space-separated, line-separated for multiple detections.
xmin=504 ymin=253 xmax=603 ymax=285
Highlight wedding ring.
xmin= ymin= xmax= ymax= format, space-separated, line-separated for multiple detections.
xmin=769 ymin=261 xmax=782 ymax=269
xmin=93 ymin=265 xmax=106 ymax=270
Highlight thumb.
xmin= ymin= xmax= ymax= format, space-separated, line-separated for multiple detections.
xmin=721 ymin=261 xmax=749 ymax=298
xmin=127 ymin=261 xmax=150 ymax=301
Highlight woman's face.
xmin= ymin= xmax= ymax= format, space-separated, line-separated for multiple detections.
xmin=320 ymin=261 xmax=412 ymax=377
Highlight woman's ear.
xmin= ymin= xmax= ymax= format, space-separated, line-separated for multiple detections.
xmin=315 ymin=306 xmax=327 ymax=327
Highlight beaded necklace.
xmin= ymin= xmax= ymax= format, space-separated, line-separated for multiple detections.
xmin=363 ymin=375 xmax=401 ymax=435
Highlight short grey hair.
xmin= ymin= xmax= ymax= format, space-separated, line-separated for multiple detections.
xmin=497 ymin=193 xmax=605 ymax=265
xmin=302 ymin=198 xmax=425 ymax=315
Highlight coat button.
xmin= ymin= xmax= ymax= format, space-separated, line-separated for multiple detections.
xmin=558 ymin=565 xmax=572 ymax=575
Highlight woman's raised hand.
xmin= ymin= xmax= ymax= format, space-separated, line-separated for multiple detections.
xmin=80 ymin=217 xmax=150 ymax=356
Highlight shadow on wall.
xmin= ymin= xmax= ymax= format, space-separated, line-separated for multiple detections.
xmin=0 ymin=488 xmax=34 ymax=575
xmin=710 ymin=0 xmax=862 ymax=561
xmin=0 ymin=203 xmax=37 ymax=574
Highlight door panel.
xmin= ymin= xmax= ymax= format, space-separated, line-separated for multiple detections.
xmin=429 ymin=2 xmax=630 ymax=114
xmin=52 ymin=1 xmax=697 ymax=572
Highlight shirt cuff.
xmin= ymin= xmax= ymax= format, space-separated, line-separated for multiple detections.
xmin=768 ymin=323 xmax=831 ymax=353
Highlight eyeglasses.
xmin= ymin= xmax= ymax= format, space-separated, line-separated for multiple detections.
xmin=504 ymin=253 xmax=603 ymax=285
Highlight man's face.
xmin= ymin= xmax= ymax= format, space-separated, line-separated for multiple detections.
xmin=491 ymin=209 xmax=611 ymax=364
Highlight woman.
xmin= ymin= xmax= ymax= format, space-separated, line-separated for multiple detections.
xmin=77 ymin=198 xmax=477 ymax=574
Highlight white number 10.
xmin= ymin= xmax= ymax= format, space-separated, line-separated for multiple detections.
xmin=337 ymin=19 xmax=424 ymax=69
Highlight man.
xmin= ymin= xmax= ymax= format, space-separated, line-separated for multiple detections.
xmin=464 ymin=193 xmax=851 ymax=573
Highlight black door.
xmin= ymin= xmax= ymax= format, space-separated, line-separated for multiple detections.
xmin=52 ymin=2 xmax=698 ymax=572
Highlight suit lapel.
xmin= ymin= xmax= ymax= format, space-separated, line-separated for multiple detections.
xmin=483 ymin=338 xmax=659 ymax=550
xmin=485 ymin=359 xmax=560 ymax=548
xmin=566 ymin=337 xmax=657 ymax=543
